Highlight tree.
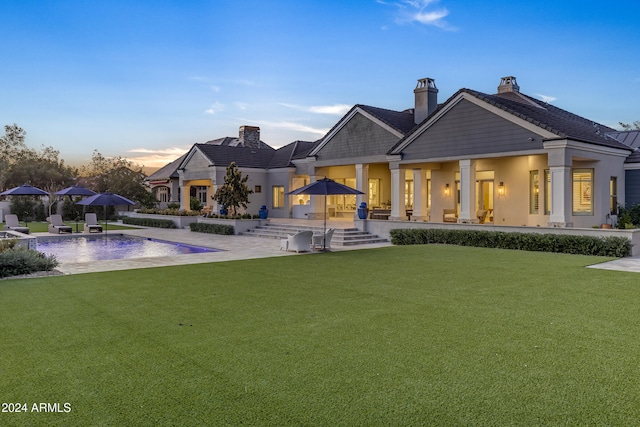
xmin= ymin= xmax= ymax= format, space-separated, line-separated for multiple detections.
xmin=212 ymin=162 xmax=253 ymax=216
xmin=80 ymin=150 xmax=156 ymax=208
xmin=619 ymin=121 xmax=640 ymax=131
xmin=0 ymin=124 xmax=29 ymax=190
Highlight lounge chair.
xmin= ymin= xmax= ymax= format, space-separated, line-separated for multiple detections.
xmin=47 ymin=215 xmax=73 ymax=234
xmin=3 ymin=214 xmax=30 ymax=234
xmin=83 ymin=213 xmax=103 ymax=233
xmin=279 ymin=230 xmax=313 ymax=253
xmin=312 ymin=228 xmax=335 ymax=250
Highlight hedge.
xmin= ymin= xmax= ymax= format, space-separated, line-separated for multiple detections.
xmin=189 ymin=222 xmax=235 ymax=235
xmin=390 ymin=228 xmax=632 ymax=258
xmin=122 ymin=217 xmax=177 ymax=228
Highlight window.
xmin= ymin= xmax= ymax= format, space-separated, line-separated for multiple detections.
xmin=405 ymin=179 xmax=414 ymax=209
xmin=156 ymin=186 xmax=169 ymax=203
xmin=368 ymin=179 xmax=380 ymax=207
xmin=196 ymin=186 xmax=208 ymax=204
xmin=272 ymin=185 xmax=284 ymax=208
xmin=572 ymin=169 xmax=593 ymax=215
xmin=254 ymin=185 xmax=261 ymax=193
xmin=610 ymin=177 xmax=618 ymax=214
xmin=530 ymin=171 xmax=539 ymax=214
xmin=544 ymin=170 xmax=551 ymax=215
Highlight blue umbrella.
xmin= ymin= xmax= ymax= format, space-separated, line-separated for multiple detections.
xmin=287 ymin=177 xmax=363 ymax=250
xmin=76 ymin=192 xmax=135 ymax=235
xmin=55 ymin=184 xmax=97 ymax=197
xmin=1 ymin=183 xmax=49 ymax=196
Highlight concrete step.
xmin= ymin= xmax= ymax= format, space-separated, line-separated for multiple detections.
xmin=241 ymin=223 xmax=387 ymax=246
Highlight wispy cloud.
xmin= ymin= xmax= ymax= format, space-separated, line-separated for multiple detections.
xmin=536 ymin=93 xmax=557 ymax=104
xmin=385 ymin=0 xmax=454 ymax=30
xmin=260 ymin=120 xmax=329 ymax=136
xmin=126 ymin=147 xmax=190 ymax=169
xmin=280 ymin=103 xmax=352 ymax=115
xmin=204 ymin=102 xmax=225 ymax=115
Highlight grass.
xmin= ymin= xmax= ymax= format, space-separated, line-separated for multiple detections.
xmin=1 ymin=245 xmax=640 ymax=425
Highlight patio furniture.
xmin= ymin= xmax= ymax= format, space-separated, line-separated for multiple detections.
xmin=312 ymin=228 xmax=335 ymax=250
xmin=47 ymin=215 xmax=73 ymax=234
xmin=443 ymin=209 xmax=457 ymax=222
xmin=477 ymin=209 xmax=488 ymax=224
xmin=83 ymin=213 xmax=103 ymax=233
xmin=3 ymin=214 xmax=30 ymax=234
xmin=370 ymin=209 xmax=391 ymax=220
xmin=279 ymin=230 xmax=313 ymax=253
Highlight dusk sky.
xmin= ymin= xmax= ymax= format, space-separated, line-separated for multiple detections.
xmin=2 ymin=0 xmax=639 ymax=171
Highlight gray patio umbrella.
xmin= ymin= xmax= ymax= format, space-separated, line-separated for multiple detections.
xmin=76 ymin=192 xmax=135 ymax=235
xmin=287 ymin=177 xmax=363 ymax=251
xmin=0 ymin=183 xmax=49 ymax=196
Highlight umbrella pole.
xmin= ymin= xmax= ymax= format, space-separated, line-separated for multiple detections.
xmin=323 ymin=194 xmax=327 ymax=250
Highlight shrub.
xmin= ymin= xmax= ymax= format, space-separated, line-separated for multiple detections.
xmin=390 ymin=228 xmax=632 ymax=258
xmin=9 ymin=196 xmax=36 ymax=221
xmin=189 ymin=222 xmax=234 ymax=235
xmin=121 ymin=217 xmax=177 ymax=228
xmin=190 ymin=197 xmax=203 ymax=212
xmin=136 ymin=208 xmax=200 ymax=216
xmin=167 ymin=202 xmax=180 ymax=210
xmin=617 ymin=204 xmax=640 ymax=229
xmin=0 ymin=247 xmax=59 ymax=278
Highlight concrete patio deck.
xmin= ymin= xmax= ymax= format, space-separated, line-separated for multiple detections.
xmin=39 ymin=227 xmax=392 ymax=275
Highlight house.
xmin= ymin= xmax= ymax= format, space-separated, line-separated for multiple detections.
xmin=150 ymin=75 xmax=634 ymax=228
xmin=146 ymin=126 xmax=316 ymax=215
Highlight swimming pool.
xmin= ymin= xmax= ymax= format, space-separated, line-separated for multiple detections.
xmin=36 ymin=234 xmax=219 ymax=263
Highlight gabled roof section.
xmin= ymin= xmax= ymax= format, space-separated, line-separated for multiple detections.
xmin=145 ymin=153 xmax=187 ymax=181
xmin=607 ymin=130 xmax=640 ymax=151
xmin=466 ymin=89 xmax=628 ymax=149
xmin=204 ymin=136 xmax=273 ymax=149
xmin=309 ymin=104 xmax=415 ymax=157
xmin=269 ymin=140 xmax=316 ymax=168
xmin=390 ymin=87 xmax=631 ymax=154
xmin=195 ymin=144 xmax=276 ymax=169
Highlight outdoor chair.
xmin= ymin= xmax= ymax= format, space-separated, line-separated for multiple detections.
xmin=443 ymin=209 xmax=457 ymax=223
xmin=83 ymin=213 xmax=103 ymax=233
xmin=477 ymin=209 xmax=488 ymax=224
xmin=279 ymin=230 xmax=313 ymax=253
xmin=47 ymin=214 xmax=73 ymax=234
xmin=3 ymin=214 xmax=30 ymax=234
xmin=312 ymin=228 xmax=335 ymax=250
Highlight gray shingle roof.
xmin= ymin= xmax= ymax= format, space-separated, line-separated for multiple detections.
xmin=357 ymin=104 xmax=418 ymax=135
xmin=269 ymin=140 xmax=316 ymax=168
xmin=196 ymin=144 xmax=276 ymax=169
xmin=464 ymin=89 xmax=630 ymax=150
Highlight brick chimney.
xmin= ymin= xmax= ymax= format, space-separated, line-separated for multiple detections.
xmin=498 ymin=76 xmax=520 ymax=93
xmin=238 ymin=125 xmax=261 ymax=149
xmin=414 ymin=77 xmax=438 ymax=124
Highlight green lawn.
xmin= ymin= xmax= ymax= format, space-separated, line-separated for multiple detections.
xmin=1 ymin=245 xmax=639 ymax=426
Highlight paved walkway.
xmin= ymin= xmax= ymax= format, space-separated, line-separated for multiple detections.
xmin=587 ymin=256 xmax=640 ymax=273
xmin=43 ymin=228 xmax=392 ymax=275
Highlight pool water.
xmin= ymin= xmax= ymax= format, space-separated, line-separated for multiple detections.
xmin=36 ymin=234 xmax=219 ymax=263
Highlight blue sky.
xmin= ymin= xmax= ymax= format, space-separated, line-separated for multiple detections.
xmin=2 ymin=0 xmax=639 ymax=170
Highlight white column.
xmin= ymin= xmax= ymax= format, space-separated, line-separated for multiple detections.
xmin=459 ymin=159 xmax=476 ymax=223
xmin=390 ymin=168 xmax=405 ymax=220
xmin=412 ymin=168 xmax=426 ymax=221
xmin=355 ymin=163 xmax=369 ymax=208
xmin=548 ymin=165 xmax=573 ymax=227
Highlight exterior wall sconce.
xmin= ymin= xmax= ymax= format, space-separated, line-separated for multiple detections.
xmin=444 ymin=183 xmax=450 ymax=196
xmin=498 ymin=181 xmax=505 ymax=196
